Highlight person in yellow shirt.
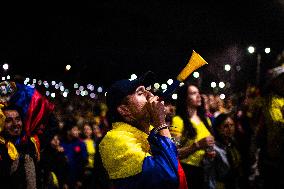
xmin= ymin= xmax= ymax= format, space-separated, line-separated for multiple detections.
xmin=81 ymin=122 xmax=96 ymax=188
xmin=170 ymin=83 xmax=215 ymax=189
xmin=256 ymin=65 xmax=284 ymax=189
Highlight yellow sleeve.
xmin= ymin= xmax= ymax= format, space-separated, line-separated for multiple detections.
xmin=170 ymin=116 xmax=184 ymax=138
xmin=269 ymin=97 xmax=284 ymax=124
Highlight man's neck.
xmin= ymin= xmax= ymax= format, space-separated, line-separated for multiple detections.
xmin=129 ymin=120 xmax=150 ymax=134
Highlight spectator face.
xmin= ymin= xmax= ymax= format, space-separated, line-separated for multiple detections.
xmin=187 ymin=85 xmax=201 ymax=108
xmin=3 ymin=109 xmax=23 ymax=136
xmin=201 ymin=94 xmax=210 ymax=112
xmin=93 ymin=125 xmax=102 ymax=138
xmin=83 ymin=124 xmax=93 ymax=138
xmin=122 ymin=86 xmax=154 ymax=123
xmin=215 ymin=96 xmax=224 ymax=109
xmin=208 ymin=94 xmax=218 ymax=112
xmin=220 ymin=117 xmax=235 ymax=138
xmin=51 ymin=135 xmax=61 ymax=149
xmin=69 ymin=126 xmax=80 ymax=139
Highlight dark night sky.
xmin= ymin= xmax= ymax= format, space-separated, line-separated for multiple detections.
xmin=1 ymin=1 xmax=284 ymax=92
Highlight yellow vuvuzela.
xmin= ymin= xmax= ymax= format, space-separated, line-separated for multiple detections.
xmin=177 ymin=50 xmax=208 ymax=82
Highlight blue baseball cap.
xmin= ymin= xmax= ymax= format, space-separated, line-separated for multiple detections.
xmin=106 ymin=71 xmax=155 ymax=122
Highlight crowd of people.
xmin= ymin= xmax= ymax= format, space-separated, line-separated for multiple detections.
xmin=0 ymin=63 xmax=283 ymax=189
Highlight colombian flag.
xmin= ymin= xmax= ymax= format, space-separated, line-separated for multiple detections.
xmin=99 ymin=122 xmax=187 ymax=189
xmin=10 ymin=83 xmax=55 ymax=159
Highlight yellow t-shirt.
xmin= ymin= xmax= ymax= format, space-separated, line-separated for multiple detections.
xmin=171 ymin=115 xmax=212 ymax=167
xmin=84 ymin=138 xmax=95 ymax=169
xmin=264 ymin=95 xmax=284 ymax=159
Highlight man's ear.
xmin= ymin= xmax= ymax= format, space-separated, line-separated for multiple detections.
xmin=117 ymin=104 xmax=131 ymax=117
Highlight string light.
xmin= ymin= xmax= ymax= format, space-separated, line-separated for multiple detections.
xmin=51 ymin=93 xmax=56 ymax=98
xmin=2 ymin=63 xmax=9 ymax=70
xmin=97 ymin=87 xmax=103 ymax=93
xmin=65 ymin=65 xmax=71 ymax=71
xmin=161 ymin=84 xmax=167 ymax=90
xmin=6 ymin=75 xmax=106 ymax=100
xmin=167 ymin=79 xmax=173 ymax=85
xmin=193 ymin=72 xmax=199 ymax=78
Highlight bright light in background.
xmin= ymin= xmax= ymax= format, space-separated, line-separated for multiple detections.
xmin=74 ymin=83 xmax=78 ymax=88
xmin=2 ymin=77 xmax=5 ymax=81
xmin=220 ymin=94 xmax=225 ymax=100
xmin=51 ymin=81 xmax=56 ymax=85
xmin=6 ymin=75 xmax=10 ymax=80
xmin=224 ymin=64 xmax=231 ymax=71
xmin=167 ymin=79 xmax=173 ymax=85
xmin=60 ymin=86 xmax=65 ymax=92
xmin=51 ymin=93 xmax=56 ymax=98
xmin=172 ymin=93 xmax=178 ymax=100
xmin=97 ymin=87 xmax=103 ymax=93
xmin=46 ymin=91 xmax=50 ymax=96
xmin=79 ymin=86 xmax=84 ymax=91
xmin=130 ymin=74 xmax=137 ymax=81
xmin=90 ymin=93 xmax=96 ymax=99
xmin=161 ymin=84 xmax=167 ymax=90
xmin=65 ymin=65 xmax=71 ymax=71
xmin=193 ymin=72 xmax=199 ymax=78
xmin=87 ymin=84 xmax=91 ymax=89
xmin=248 ymin=46 xmax=255 ymax=54
xmin=3 ymin=63 xmax=9 ymax=70
xmin=154 ymin=83 xmax=160 ymax=89
xmin=63 ymin=92 xmax=68 ymax=97
xmin=211 ymin=82 xmax=216 ymax=88
xmin=265 ymin=47 xmax=271 ymax=54
xmin=219 ymin=82 xmax=225 ymax=88
xmin=89 ymin=85 xmax=95 ymax=91
xmin=179 ymin=82 xmax=184 ymax=87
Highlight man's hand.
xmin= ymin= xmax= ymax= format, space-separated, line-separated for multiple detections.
xmin=146 ymin=96 xmax=166 ymax=128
